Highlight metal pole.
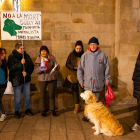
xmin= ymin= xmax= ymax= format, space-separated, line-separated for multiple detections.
xmin=13 ymin=0 xmax=20 ymax=12
xmin=13 ymin=0 xmax=24 ymax=82
xmin=21 ymin=40 xmax=25 ymax=83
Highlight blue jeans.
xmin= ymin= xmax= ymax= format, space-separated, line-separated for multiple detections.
xmin=13 ymin=82 xmax=30 ymax=111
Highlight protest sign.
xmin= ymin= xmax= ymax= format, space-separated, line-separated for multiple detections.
xmin=1 ymin=12 xmax=41 ymax=40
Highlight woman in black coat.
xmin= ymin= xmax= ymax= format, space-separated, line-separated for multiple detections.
xmin=132 ymin=52 xmax=140 ymax=130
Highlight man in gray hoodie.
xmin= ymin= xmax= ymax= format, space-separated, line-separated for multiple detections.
xmin=77 ymin=37 xmax=111 ymax=121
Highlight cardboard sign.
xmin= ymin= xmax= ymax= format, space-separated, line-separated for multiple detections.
xmin=1 ymin=12 xmax=41 ymax=40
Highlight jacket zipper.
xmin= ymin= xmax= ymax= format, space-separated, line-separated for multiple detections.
xmin=93 ymin=79 xmax=95 ymax=87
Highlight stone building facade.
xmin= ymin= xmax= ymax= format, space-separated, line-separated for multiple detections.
xmin=115 ymin=0 xmax=140 ymax=102
xmin=0 ymin=0 xmax=140 ymax=104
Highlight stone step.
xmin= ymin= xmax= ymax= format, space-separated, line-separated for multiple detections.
xmin=3 ymin=87 xmax=135 ymax=114
xmin=2 ymin=88 xmax=84 ymax=114
xmin=110 ymin=87 xmax=137 ymax=106
xmin=109 ymin=87 xmax=120 ymax=106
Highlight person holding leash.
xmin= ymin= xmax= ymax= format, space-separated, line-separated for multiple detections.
xmin=77 ymin=37 xmax=111 ymax=121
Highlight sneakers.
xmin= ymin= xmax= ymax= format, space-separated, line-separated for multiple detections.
xmin=132 ymin=123 xmax=140 ymax=131
xmin=14 ymin=111 xmax=20 ymax=119
xmin=25 ymin=109 xmax=33 ymax=116
xmin=0 ymin=114 xmax=7 ymax=121
xmin=15 ymin=109 xmax=33 ymax=119
xmin=82 ymin=116 xmax=89 ymax=122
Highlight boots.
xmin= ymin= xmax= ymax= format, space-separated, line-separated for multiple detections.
xmin=14 ymin=111 xmax=20 ymax=119
xmin=41 ymin=111 xmax=46 ymax=117
xmin=51 ymin=110 xmax=57 ymax=117
xmin=74 ymin=104 xmax=80 ymax=113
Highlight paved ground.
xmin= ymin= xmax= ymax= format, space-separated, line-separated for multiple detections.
xmin=0 ymin=104 xmax=140 ymax=140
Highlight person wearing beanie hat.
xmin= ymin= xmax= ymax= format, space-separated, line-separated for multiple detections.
xmin=77 ymin=37 xmax=111 ymax=122
xmin=65 ymin=40 xmax=84 ymax=113
xmin=88 ymin=37 xmax=99 ymax=45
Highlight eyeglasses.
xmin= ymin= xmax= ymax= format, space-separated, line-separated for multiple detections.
xmin=20 ymin=47 xmax=25 ymax=50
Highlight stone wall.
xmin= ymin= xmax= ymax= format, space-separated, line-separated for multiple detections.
xmin=1 ymin=0 xmax=140 ymax=104
xmin=0 ymin=0 xmax=115 ymax=89
xmin=115 ymin=0 xmax=140 ymax=102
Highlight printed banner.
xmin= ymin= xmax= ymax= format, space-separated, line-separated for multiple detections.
xmin=1 ymin=12 xmax=41 ymax=40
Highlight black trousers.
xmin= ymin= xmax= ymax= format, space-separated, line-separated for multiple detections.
xmin=137 ymin=99 xmax=140 ymax=125
xmin=0 ymin=87 xmax=6 ymax=114
xmin=38 ymin=80 xmax=57 ymax=111
xmin=72 ymin=83 xmax=84 ymax=104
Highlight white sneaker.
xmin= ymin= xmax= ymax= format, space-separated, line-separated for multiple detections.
xmin=131 ymin=123 xmax=140 ymax=131
xmin=0 ymin=114 xmax=7 ymax=121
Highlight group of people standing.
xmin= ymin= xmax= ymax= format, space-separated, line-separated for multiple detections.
xmin=0 ymin=42 xmax=60 ymax=120
xmin=0 ymin=36 xmax=140 ymax=131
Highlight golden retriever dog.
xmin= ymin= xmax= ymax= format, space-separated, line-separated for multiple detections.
xmin=80 ymin=90 xmax=124 ymax=136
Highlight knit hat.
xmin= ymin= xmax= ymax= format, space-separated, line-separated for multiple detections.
xmin=88 ymin=37 xmax=99 ymax=45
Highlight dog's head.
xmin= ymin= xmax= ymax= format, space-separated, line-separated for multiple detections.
xmin=80 ymin=90 xmax=98 ymax=104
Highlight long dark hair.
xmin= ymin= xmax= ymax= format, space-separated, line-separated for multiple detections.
xmin=73 ymin=40 xmax=84 ymax=57
xmin=0 ymin=48 xmax=7 ymax=70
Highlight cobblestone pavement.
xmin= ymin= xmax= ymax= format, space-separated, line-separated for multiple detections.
xmin=0 ymin=105 xmax=140 ymax=140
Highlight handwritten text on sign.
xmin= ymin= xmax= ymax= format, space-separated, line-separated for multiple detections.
xmin=1 ymin=12 xmax=41 ymax=40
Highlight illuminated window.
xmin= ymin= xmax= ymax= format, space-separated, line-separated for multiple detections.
xmin=13 ymin=0 xmax=20 ymax=11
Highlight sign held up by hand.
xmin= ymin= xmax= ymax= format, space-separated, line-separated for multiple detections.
xmin=1 ymin=12 xmax=41 ymax=40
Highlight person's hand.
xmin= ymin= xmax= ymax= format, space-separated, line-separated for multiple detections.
xmin=22 ymin=71 xmax=27 ymax=76
xmin=80 ymin=83 xmax=84 ymax=88
xmin=21 ymin=59 xmax=25 ymax=64
xmin=74 ymin=66 xmax=78 ymax=70
xmin=55 ymin=62 xmax=58 ymax=66
xmin=55 ymin=62 xmax=58 ymax=70
xmin=105 ymin=82 xmax=109 ymax=86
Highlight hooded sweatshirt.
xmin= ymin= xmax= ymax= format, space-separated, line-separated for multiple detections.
xmin=77 ymin=47 xmax=111 ymax=92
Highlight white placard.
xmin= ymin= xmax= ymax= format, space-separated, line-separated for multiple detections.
xmin=1 ymin=12 xmax=41 ymax=40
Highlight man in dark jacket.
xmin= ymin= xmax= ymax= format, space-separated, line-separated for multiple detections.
xmin=8 ymin=42 xmax=34 ymax=119
xmin=132 ymin=52 xmax=140 ymax=130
